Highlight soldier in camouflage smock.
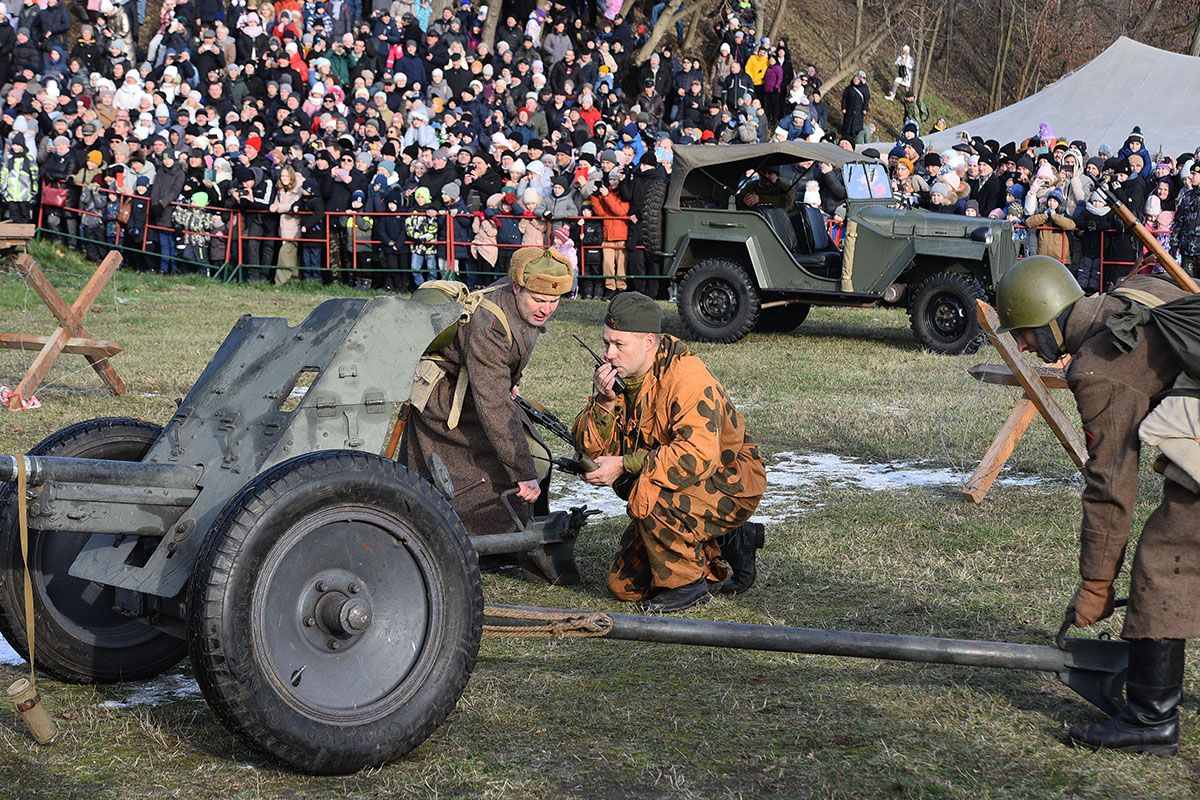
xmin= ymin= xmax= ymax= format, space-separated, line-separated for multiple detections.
xmin=573 ymin=292 xmax=767 ymax=613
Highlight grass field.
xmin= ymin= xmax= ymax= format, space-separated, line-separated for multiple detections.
xmin=0 ymin=242 xmax=1196 ymax=799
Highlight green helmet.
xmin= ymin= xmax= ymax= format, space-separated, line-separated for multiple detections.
xmin=994 ymin=255 xmax=1084 ymax=333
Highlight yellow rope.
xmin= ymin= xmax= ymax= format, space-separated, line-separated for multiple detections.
xmin=17 ymin=457 xmax=35 ymax=683
xmin=482 ymin=605 xmax=613 ymax=639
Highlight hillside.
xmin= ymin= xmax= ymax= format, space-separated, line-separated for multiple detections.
xmin=743 ymin=0 xmax=1200 ymax=144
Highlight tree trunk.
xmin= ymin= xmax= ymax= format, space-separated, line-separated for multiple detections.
xmin=915 ymin=0 xmax=944 ymax=100
xmin=1014 ymin=2 xmax=1052 ymax=99
xmin=1191 ymin=5 xmax=1200 ymax=57
xmin=911 ymin=2 xmax=930 ymax=103
xmin=633 ymin=0 xmax=690 ymax=64
xmin=683 ymin=4 xmax=706 ymax=49
xmin=768 ymin=0 xmax=788 ymax=42
xmin=822 ymin=18 xmax=892 ymax=94
xmin=620 ymin=0 xmax=639 ymax=21
xmin=989 ymin=0 xmax=1015 ymax=112
xmin=854 ymin=0 xmax=864 ymax=47
xmin=482 ymin=4 xmax=500 ymax=55
xmin=754 ymin=1 xmax=765 ymax=45
xmin=1131 ymin=0 xmax=1163 ymax=39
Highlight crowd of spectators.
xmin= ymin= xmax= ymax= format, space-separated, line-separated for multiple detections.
xmin=0 ymin=0 xmax=1197 ymax=298
xmin=881 ymin=122 xmax=1200 ymax=293
xmin=0 ymin=0 xmax=839 ymax=298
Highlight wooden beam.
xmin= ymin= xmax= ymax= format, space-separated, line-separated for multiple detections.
xmin=976 ymin=300 xmax=1087 ymax=468
xmin=968 ymin=362 xmax=1069 ymax=390
xmin=0 ymin=333 xmax=122 ymax=358
xmin=962 ymin=397 xmax=1038 ymax=502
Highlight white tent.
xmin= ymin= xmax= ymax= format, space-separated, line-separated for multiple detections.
xmin=924 ymin=37 xmax=1200 ymax=157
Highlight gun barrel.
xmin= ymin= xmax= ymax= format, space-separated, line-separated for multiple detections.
xmin=0 ymin=455 xmax=203 ymax=490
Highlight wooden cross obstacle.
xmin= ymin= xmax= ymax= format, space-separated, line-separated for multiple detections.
xmin=963 ymin=190 xmax=1200 ymax=502
xmin=1 ymin=252 xmax=126 ymax=410
xmin=961 ymin=304 xmax=1086 ymax=502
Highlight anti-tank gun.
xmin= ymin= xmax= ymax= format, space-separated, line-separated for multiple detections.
xmin=0 ymin=294 xmax=1130 ymax=776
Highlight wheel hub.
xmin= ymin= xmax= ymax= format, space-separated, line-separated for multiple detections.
xmin=299 ymin=569 xmax=376 ymax=650
xmin=931 ymin=294 xmax=966 ymax=336
xmin=698 ymin=281 xmax=737 ymax=324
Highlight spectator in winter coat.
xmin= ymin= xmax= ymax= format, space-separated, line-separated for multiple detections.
xmin=840 ymin=71 xmax=870 ymax=143
xmin=1025 ymin=189 xmax=1077 ymax=262
xmin=1 ymin=137 xmax=39 ymax=224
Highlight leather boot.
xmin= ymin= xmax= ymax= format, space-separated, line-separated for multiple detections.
xmin=635 ymin=577 xmax=711 ymax=614
xmin=716 ymin=521 xmax=765 ymax=595
xmin=1068 ymin=638 xmax=1184 ymax=756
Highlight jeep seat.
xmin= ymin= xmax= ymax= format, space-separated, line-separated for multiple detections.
xmin=759 ymin=206 xmax=798 ymax=251
xmin=794 ymin=205 xmax=843 ymax=278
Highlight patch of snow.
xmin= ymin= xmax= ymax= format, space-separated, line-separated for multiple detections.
xmin=0 ymin=638 xmax=23 ymax=666
xmin=97 ymin=674 xmax=202 ymax=708
xmin=550 ymin=450 xmax=1056 ymax=525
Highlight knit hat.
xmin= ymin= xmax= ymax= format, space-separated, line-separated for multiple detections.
xmin=508 ymin=246 xmax=572 ymax=297
xmin=1005 ymin=202 xmax=1024 ymax=218
xmin=896 ymin=157 xmax=915 ymax=175
xmin=246 ymin=134 xmax=262 ymax=152
xmin=414 ymin=186 xmax=432 ymax=205
xmin=964 ymin=200 xmax=980 ymax=214
xmin=802 ymin=180 xmax=821 ymax=207
xmin=1007 ymin=183 xmax=1026 ymax=202
xmin=87 ymin=150 xmax=103 ymax=166
xmin=192 ymin=191 xmax=209 ymax=207
xmin=1145 ymin=194 xmax=1161 ymax=217
xmin=604 ymin=291 xmax=661 ymax=333
xmin=930 ymin=183 xmax=951 ymax=199
xmin=442 ymin=182 xmax=461 ymax=201
xmin=1046 ymin=187 xmax=1064 ymax=204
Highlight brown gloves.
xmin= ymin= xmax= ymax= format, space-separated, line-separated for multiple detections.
xmin=1069 ymin=578 xmax=1115 ymax=627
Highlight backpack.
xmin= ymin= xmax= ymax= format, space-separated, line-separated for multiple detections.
xmin=1108 ymin=286 xmax=1200 ymax=492
xmin=408 ymin=281 xmax=513 ymax=429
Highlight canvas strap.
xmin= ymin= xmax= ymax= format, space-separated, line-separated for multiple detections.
xmin=1112 ymin=287 xmax=1166 ymax=309
xmin=17 ymin=456 xmax=35 ymax=683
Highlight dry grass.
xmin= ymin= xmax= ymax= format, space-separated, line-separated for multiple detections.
xmin=0 ymin=242 xmax=1195 ymax=799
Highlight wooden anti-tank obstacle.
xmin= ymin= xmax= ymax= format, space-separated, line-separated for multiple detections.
xmin=964 ymin=189 xmax=1200 ymax=501
xmin=0 ymin=252 xmax=126 ymax=410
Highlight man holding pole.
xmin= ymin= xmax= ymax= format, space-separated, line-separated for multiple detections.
xmin=994 ymin=254 xmax=1196 ymax=756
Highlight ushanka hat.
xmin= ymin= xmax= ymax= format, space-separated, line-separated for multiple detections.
xmin=508 ymin=247 xmax=572 ymax=296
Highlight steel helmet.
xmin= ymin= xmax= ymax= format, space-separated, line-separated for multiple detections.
xmin=994 ymin=255 xmax=1084 ymax=333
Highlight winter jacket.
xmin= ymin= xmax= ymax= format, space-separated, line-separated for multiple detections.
xmin=0 ymin=152 xmax=38 ymax=203
xmin=1025 ymin=209 xmax=1077 ymax=262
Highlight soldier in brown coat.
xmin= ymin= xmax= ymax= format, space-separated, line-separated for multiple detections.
xmin=400 ymin=248 xmax=573 ymax=539
xmin=573 ymin=292 xmax=768 ymax=613
xmin=995 ymin=255 xmax=1195 ymax=756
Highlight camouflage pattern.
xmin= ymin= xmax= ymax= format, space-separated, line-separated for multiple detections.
xmin=573 ymin=335 xmax=766 ymax=600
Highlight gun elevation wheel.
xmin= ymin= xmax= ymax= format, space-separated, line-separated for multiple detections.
xmin=187 ymin=451 xmax=482 ymax=775
xmin=0 ymin=418 xmax=188 ymax=683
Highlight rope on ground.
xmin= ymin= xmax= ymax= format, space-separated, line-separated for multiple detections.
xmin=482 ymin=605 xmax=613 ymax=639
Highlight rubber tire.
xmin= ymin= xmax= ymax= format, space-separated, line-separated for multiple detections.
xmin=640 ymin=179 xmax=668 ymax=253
xmin=0 ymin=417 xmax=188 ymax=684
xmin=678 ymin=259 xmax=761 ymax=343
xmin=754 ymin=303 xmax=811 ymax=334
xmin=187 ymin=451 xmax=482 ymax=775
xmin=908 ymin=271 xmax=988 ymax=355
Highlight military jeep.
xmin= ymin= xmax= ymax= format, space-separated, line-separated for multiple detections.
xmin=657 ymin=142 xmax=1020 ymax=354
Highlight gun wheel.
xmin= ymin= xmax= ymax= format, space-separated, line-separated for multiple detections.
xmin=0 ymin=418 xmax=188 ymax=683
xmin=187 ymin=451 xmax=481 ymax=775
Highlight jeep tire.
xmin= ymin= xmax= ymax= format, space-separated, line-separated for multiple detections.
xmin=908 ymin=271 xmax=988 ymax=355
xmin=678 ymin=259 xmax=760 ymax=343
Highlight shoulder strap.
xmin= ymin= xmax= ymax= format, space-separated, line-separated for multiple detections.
xmin=1112 ymin=287 xmax=1166 ymax=309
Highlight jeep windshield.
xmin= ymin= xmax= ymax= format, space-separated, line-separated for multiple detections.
xmin=843 ymin=162 xmax=893 ymax=201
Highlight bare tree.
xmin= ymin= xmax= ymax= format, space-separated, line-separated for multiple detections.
xmin=634 ymin=0 xmax=702 ymax=63
xmin=482 ymin=5 xmax=500 ymax=55
xmin=989 ymin=0 xmax=1017 ymax=112
xmin=1192 ymin=4 xmax=1200 ymax=56
xmin=854 ymin=0 xmax=865 ymax=47
xmin=768 ymin=0 xmax=788 ymax=42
